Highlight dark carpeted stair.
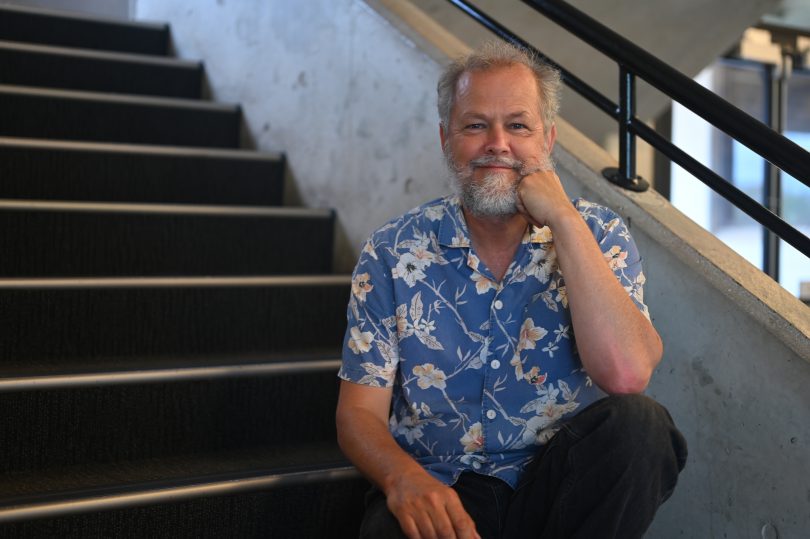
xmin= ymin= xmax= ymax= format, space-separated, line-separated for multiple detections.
xmin=0 ymin=85 xmax=241 ymax=147
xmin=0 ymin=138 xmax=285 ymax=205
xmin=0 ymin=40 xmax=203 ymax=98
xmin=0 ymin=203 xmax=335 ymax=276
xmin=0 ymin=4 xmax=364 ymax=537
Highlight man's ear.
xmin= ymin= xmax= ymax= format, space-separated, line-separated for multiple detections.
xmin=546 ymin=123 xmax=557 ymax=153
xmin=439 ymin=123 xmax=448 ymax=151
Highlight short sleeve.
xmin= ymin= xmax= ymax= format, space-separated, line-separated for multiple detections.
xmin=592 ymin=209 xmax=651 ymax=321
xmin=338 ymin=236 xmax=401 ymax=387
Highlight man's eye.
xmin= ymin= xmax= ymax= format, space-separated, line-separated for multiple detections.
xmin=465 ymin=123 xmax=485 ymax=130
xmin=509 ymin=123 xmax=527 ymax=130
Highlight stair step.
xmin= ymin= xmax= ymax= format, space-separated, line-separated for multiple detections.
xmin=0 ymin=445 xmax=366 ymax=538
xmin=0 ymin=40 xmax=202 ymax=98
xmin=0 ymin=4 xmax=169 ymax=56
xmin=0 ymin=200 xmax=334 ymax=276
xmin=0 ymin=276 xmax=350 ymax=362
xmin=0 ymin=138 xmax=284 ymax=205
xmin=0 ymin=85 xmax=240 ymax=148
xmin=0 ymin=372 xmax=345 ymax=473
xmin=0 ymin=352 xmax=341 ymax=392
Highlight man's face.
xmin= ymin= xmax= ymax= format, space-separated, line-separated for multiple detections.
xmin=441 ymin=64 xmax=556 ymax=218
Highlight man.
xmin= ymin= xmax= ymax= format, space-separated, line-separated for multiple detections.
xmin=336 ymin=41 xmax=687 ymax=539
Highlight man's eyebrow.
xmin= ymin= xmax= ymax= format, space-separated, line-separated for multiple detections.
xmin=505 ymin=110 xmax=532 ymax=119
xmin=457 ymin=110 xmax=533 ymax=120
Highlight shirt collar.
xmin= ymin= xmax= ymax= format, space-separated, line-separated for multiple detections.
xmin=437 ymin=195 xmax=554 ymax=247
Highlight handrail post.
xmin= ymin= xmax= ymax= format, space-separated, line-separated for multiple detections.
xmin=602 ymin=65 xmax=649 ymax=192
xmin=619 ymin=66 xmax=636 ymax=180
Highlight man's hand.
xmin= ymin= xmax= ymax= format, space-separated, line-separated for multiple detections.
xmin=515 ymin=169 xmax=576 ymax=229
xmin=385 ymin=470 xmax=481 ymax=539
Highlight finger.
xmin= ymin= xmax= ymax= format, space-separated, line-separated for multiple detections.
xmin=398 ymin=515 xmax=421 ymax=539
xmin=424 ymin=502 xmax=456 ymax=539
xmin=445 ymin=498 xmax=478 ymax=539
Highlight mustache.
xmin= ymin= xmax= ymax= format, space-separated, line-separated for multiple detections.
xmin=468 ymin=155 xmax=524 ymax=170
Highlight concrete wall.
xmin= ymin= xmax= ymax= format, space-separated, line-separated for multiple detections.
xmin=134 ymin=0 xmax=451 ymax=273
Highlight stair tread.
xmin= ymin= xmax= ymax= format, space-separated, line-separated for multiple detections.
xmin=0 ymin=349 xmax=342 ymax=389
xmin=0 ymin=198 xmax=331 ymax=217
xmin=0 ymin=4 xmax=168 ymax=32
xmin=0 ymin=4 xmax=169 ymax=57
xmin=0 ymin=38 xmax=199 ymax=68
xmin=0 ymin=274 xmax=350 ymax=288
xmin=0 ymin=136 xmax=282 ymax=161
xmin=0 ymin=83 xmax=237 ymax=111
xmin=0 ymin=441 xmax=352 ymax=505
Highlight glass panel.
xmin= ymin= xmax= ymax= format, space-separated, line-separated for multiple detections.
xmin=779 ymin=66 xmax=810 ymax=297
xmin=671 ymin=60 xmax=767 ymax=270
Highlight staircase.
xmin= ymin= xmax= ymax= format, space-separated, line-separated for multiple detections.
xmin=0 ymin=4 xmax=366 ymax=537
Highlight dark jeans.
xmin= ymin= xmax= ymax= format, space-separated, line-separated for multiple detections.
xmin=359 ymin=394 xmax=688 ymax=539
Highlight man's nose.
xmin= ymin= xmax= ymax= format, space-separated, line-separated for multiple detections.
xmin=485 ymin=126 xmax=509 ymax=154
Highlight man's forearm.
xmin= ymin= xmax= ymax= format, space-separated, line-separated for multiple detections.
xmin=517 ymin=171 xmax=662 ymax=393
xmin=548 ymin=208 xmax=662 ymax=393
xmin=336 ymin=403 xmax=429 ymax=494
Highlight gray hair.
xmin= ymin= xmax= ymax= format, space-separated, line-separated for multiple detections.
xmin=437 ymin=40 xmax=562 ymax=132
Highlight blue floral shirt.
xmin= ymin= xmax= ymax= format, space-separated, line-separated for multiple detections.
xmin=339 ymin=195 xmax=650 ymax=488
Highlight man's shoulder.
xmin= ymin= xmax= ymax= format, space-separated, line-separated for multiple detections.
xmin=367 ymin=195 xmax=455 ymax=242
xmin=572 ymin=197 xmax=620 ymax=220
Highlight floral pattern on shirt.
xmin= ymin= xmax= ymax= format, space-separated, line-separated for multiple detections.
xmin=339 ymin=195 xmax=650 ymax=487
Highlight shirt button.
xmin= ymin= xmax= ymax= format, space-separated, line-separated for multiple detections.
xmin=472 ymin=460 xmax=482 ymax=470
xmin=494 ymin=300 xmax=503 ymax=310
xmin=486 ymin=410 xmax=497 ymax=420
xmin=490 ymin=359 xmax=501 ymax=369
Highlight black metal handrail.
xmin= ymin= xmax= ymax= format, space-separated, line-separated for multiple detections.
xmin=444 ymin=0 xmax=810 ymax=261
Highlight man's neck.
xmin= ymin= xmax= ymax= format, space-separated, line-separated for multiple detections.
xmin=462 ymin=208 xmax=528 ymax=283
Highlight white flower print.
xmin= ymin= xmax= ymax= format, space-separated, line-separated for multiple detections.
xmin=529 ymin=226 xmax=553 ymax=243
xmin=351 ymin=272 xmax=373 ymax=302
xmin=413 ymin=363 xmax=447 ymax=390
xmin=348 ymin=326 xmax=374 ymax=354
xmin=518 ymin=318 xmax=548 ymax=352
xmin=554 ymin=285 xmax=568 ymax=308
xmin=393 ymin=252 xmax=426 ymax=287
xmin=411 ymin=246 xmax=435 ymax=268
xmin=525 ymin=248 xmax=556 ymax=284
xmin=471 ymin=272 xmax=497 ymax=295
xmin=424 ymin=205 xmax=444 ymax=221
xmin=362 ymin=240 xmax=379 ymax=260
xmin=460 ymin=422 xmax=483 ymax=453
xmin=604 ymin=245 xmax=628 ymax=270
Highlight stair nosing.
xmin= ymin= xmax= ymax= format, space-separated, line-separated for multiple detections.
xmin=0 ymin=4 xmax=169 ymax=31
xmin=0 ymin=39 xmax=201 ymax=69
xmin=0 ymin=199 xmax=329 ymax=217
xmin=0 ymin=136 xmax=283 ymax=161
xmin=0 ymin=358 xmax=342 ymax=392
xmin=0 ymin=465 xmax=359 ymax=524
xmin=0 ymin=275 xmax=351 ymax=290
xmin=0 ymin=83 xmax=238 ymax=112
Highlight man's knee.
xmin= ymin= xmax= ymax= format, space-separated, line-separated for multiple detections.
xmin=597 ymin=394 xmax=687 ymax=472
xmin=570 ymin=394 xmax=687 ymax=469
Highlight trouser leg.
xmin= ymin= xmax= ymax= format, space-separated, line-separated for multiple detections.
xmin=502 ymin=394 xmax=687 ymax=539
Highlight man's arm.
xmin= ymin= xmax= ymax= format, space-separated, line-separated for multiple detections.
xmin=516 ymin=171 xmax=663 ymax=394
xmin=336 ymin=380 xmax=480 ymax=539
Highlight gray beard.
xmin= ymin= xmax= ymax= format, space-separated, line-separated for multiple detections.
xmin=445 ymin=151 xmax=554 ymax=219
xmin=458 ymin=169 xmax=519 ymax=218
